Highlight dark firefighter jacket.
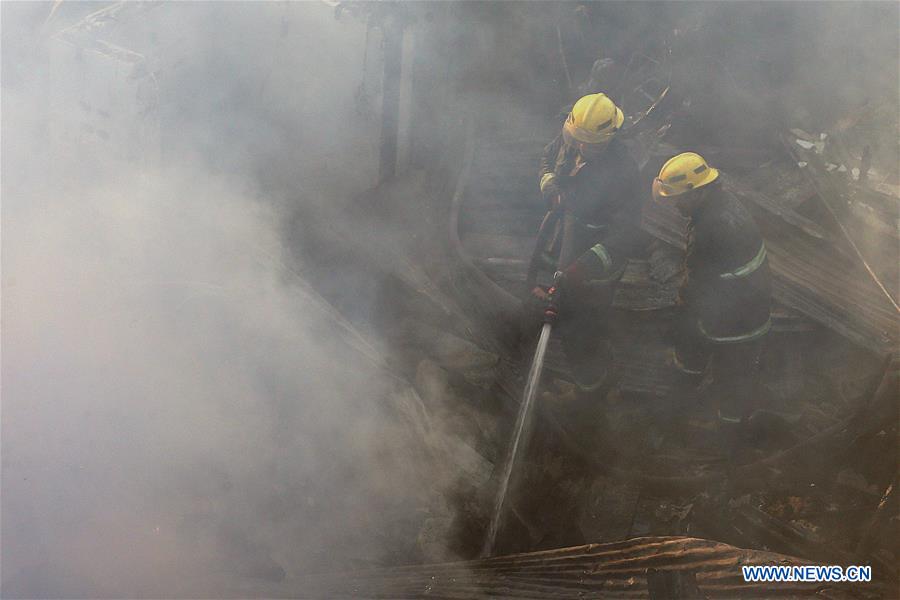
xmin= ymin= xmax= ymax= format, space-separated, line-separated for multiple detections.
xmin=539 ymin=135 xmax=646 ymax=279
xmin=680 ymin=182 xmax=772 ymax=342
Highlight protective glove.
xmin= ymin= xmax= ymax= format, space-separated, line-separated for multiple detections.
xmin=529 ymin=285 xmax=559 ymax=323
xmin=530 ymin=285 xmax=552 ymax=302
xmin=560 ymin=243 xmax=610 ymax=288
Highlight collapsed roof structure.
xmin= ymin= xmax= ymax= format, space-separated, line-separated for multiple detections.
xmin=298 ymin=536 xmax=890 ymax=598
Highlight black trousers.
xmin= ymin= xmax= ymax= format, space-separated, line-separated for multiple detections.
xmin=557 ymin=281 xmax=617 ymax=392
xmin=706 ymin=339 xmax=764 ymax=422
xmin=674 ymin=320 xmax=765 ymax=423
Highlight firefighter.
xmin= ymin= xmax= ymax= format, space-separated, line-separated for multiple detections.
xmin=652 ymin=152 xmax=772 ymax=450
xmin=533 ymin=92 xmax=646 ymax=396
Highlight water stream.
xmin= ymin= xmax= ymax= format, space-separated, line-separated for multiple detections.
xmin=481 ymin=321 xmax=553 ymax=557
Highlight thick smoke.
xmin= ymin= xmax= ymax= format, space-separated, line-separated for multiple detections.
xmin=2 ymin=2 xmax=444 ymax=597
xmin=3 ymin=1 xmax=898 ymax=597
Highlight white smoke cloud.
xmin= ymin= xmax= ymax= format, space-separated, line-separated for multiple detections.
xmin=2 ymin=2 xmax=453 ymax=597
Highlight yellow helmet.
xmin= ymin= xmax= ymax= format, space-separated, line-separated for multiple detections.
xmin=655 ymin=152 xmax=720 ymax=197
xmin=563 ymin=93 xmax=625 ymax=146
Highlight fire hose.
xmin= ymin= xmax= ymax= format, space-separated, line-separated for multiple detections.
xmin=482 ymin=199 xmax=576 ymax=557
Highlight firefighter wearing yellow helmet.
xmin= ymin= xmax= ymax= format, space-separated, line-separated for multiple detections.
xmin=653 ymin=152 xmax=772 ymax=454
xmin=532 ymin=93 xmax=646 ymax=396
xmin=562 ymin=92 xmax=625 ymax=147
xmin=654 ymin=152 xmax=720 ymax=197
xmin=540 ymin=94 xmax=625 ymax=203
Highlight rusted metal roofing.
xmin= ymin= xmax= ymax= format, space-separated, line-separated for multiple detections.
xmin=295 ymin=536 xmax=883 ymax=598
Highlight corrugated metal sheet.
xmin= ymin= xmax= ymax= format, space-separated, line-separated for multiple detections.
xmin=295 ymin=536 xmax=883 ymax=598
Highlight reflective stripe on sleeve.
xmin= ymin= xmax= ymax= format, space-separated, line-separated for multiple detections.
xmin=589 ymin=243 xmax=612 ymax=272
xmin=673 ymin=350 xmax=704 ymax=375
xmin=717 ymin=411 xmax=742 ymax=424
xmin=721 ymin=243 xmax=767 ymax=280
xmin=698 ymin=316 xmax=771 ymax=344
xmin=540 ymin=172 xmax=556 ymax=192
xmin=577 ymin=377 xmax=610 ymax=393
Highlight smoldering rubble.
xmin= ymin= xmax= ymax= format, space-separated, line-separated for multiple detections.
xmin=2 ymin=2 xmax=898 ymax=599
